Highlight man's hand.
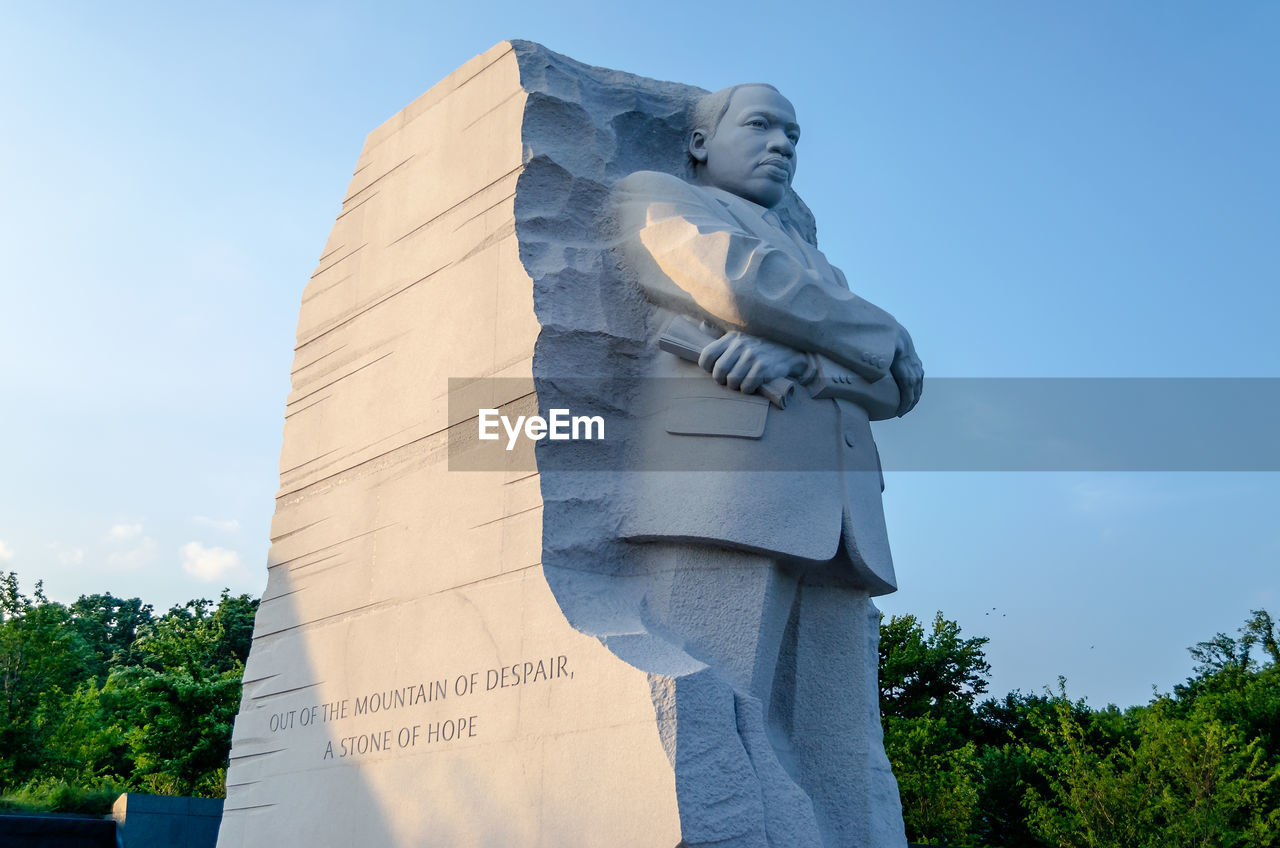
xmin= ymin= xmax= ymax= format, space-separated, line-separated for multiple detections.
xmin=698 ymin=331 xmax=809 ymax=395
xmin=891 ymin=325 xmax=924 ymax=417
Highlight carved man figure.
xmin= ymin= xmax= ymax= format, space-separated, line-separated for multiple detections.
xmin=612 ymin=83 xmax=923 ymax=848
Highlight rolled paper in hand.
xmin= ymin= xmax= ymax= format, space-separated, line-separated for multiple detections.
xmin=658 ymin=316 xmax=796 ymax=410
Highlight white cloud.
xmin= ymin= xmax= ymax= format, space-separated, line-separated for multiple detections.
xmin=181 ymin=541 xmax=246 ymax=582
xmin=106 ymin=537 xmax=157 ymax=570
xmin=107 ymin=523 xmax=144 ymax=542
xmin=193 ymin=516 xmax=240 ymax=533
xmin=47 ymin=543 xmax=85 ymax=566
xmin=0 ymin=540 xmax=13 ymax=563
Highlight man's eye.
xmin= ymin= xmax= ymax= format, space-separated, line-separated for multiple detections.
xmin=747 ymin=119 xmax=767 ymax=128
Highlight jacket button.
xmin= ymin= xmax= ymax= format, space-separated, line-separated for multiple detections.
xmin=844 ymin=432 xmax=856 ymax=447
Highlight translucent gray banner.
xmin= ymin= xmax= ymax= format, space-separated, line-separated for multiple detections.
xmin=447 ymin=378 xmax=1280 ymax=472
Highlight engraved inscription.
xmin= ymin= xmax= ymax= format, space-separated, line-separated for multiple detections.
xmin=263 ymin=655 xmax=575 ymax=760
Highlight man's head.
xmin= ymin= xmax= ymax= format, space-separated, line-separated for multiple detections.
xmin=689 ymin=84 xmax=800 ymax=209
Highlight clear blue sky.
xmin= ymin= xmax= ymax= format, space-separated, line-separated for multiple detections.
xmin=1 ymin=1 xmax=1276 ymax=708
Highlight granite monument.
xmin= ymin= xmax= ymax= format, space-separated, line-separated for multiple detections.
xmin=219 ymin=42 xmax=919 ymax=848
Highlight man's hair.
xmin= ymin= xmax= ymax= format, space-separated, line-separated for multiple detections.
xmin=688 ymin=83 xmax=780 ymax=169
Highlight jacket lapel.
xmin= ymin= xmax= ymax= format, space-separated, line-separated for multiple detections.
xmin=705 ymin=187 xmax=813 ymax=268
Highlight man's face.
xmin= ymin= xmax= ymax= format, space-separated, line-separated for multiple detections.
xmin=691 ymin=86 xmax=800 ymax=209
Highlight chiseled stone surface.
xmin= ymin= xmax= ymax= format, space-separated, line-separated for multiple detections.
xmin=218 ymin=43 xmax=680 ymax=848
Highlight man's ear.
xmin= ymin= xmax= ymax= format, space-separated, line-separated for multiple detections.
xmin=689 ymin=130 xmax=709 ymax=165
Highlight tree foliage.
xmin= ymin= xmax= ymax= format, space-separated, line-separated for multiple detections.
xmin=68 ymin=593 xmax=154 ymax=682
xmin=0 ymin=572 xmax=257 ymax=806
xmin=881 ymin=609 xmax=1280 ymax=847
xmin=1023 ymin=691 xmax=1280 ymax=847
xmin=880 ymin=611 xmax=992 ymax=726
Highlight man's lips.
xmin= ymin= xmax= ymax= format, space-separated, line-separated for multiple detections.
xmin=757 ymin=159 xmax=792 ymax=179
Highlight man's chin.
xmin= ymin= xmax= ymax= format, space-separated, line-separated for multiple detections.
xmin=756 ymin=187 xmax=788 ymax=209
xmin=755 ymin=176 xmax=790 ymax=207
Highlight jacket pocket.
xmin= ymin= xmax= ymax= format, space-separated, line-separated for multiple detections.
xmin=664 ymin=394 xmax=769 ymax=439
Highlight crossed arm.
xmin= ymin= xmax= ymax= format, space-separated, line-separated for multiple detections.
xmin=699 ymin=329 xmax=922 ymax=419
xmin=615 ymin=171 xmax=923 ymax=417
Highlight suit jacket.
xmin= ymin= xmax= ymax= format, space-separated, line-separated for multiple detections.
xmin=613 ymin=171 xmax=905 ymax=596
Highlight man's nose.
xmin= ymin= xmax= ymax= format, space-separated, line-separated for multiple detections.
xmin=767 ymin=131 xmax=794 ymax=156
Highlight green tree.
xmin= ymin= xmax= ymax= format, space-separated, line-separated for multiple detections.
xmin=880 ymin=612 xmax=993 ymax=844
xmin=101 ymin=664 xmax=243 ymax=796
xmin=68 ymin=593 xmax=154 ymax=682
xmin=880 ymin=611 xmax=991 ymax=728
xmin=970 ymin=691 xmax=1070 ymax=848
xmin=2 ymin=576 xmax=259 ymax=801
xmin=37 ymin=677 xmax=129 ymax=784
xmin=0 ymin=573 xmax=93 ymax=788
xmin=100 ymin=591 xmax=258 ymax=796
xmin=133 ymin=591 xmax=256 ymax=676
xmin=884 ymin=714 xmax=983 ymax=845
xmin=1175 ymin=609 xmax=1280 ymax=772
xmin=1024 ymin=689 xmax=1280 ymax=848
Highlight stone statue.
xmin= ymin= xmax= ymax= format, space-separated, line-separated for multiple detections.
xmin=607 ymin=83 xmax=923 ymax=847
xmin=217 ymin=43 xmax=917 ymax=848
